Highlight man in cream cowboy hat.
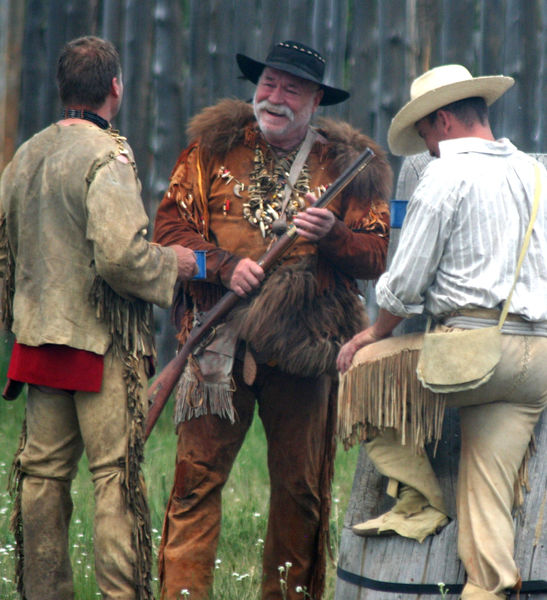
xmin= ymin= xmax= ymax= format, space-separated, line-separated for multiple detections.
xmin=337 ymin=64 xmax=547 ymax=600
xmin=387 ymin=63 xmax=513 ymax=156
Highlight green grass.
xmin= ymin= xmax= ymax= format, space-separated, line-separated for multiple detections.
xmin=0 ymin=334 xmax=359 ymax=599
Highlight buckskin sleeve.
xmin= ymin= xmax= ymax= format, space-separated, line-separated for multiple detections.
xmin=317 ymin=201 xmax=390 ymax=280
xmin=153 ymin=145 xmax=240 ymax=287
xmin=87 ymin=157 xmax=178 ymax=308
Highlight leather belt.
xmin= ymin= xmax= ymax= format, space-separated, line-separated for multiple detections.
xmin=446 ymin=308 xmax=527 ymax=323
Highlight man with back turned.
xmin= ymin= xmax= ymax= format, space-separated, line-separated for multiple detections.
xmin=0 ymin=35 xmax=197 ymax=599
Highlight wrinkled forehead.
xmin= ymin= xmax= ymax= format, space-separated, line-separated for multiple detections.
xmin=259 ymin=66 xmax=318 ymax=91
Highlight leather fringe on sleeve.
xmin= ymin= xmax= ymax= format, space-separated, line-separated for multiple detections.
xmin=0 ymin=213 xmax=14 ymax=330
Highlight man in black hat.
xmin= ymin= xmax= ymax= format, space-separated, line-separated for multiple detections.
xmin=153 ymin=40 xmax=392 ymax=600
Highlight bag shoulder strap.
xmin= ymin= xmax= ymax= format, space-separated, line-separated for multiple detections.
xmin=279 ymin=127 xmax=318 ymax=217
xmin=498 ymin=161 xmax=542 ymax=329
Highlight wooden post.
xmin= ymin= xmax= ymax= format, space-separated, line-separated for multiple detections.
xmin=335 ymin=153 xmax=547 ymax=599
xmin=336 ymin=411 xmax=547 ymax=599
xmin=0 ymin=0 xmax=25 ymax=172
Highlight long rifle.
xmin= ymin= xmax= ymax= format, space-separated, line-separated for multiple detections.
xmin=145 ymin=146 xmax=376 ymax=440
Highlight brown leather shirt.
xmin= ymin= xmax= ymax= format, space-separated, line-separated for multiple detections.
xmin=154 ymin=109 xmax=391 ymax=325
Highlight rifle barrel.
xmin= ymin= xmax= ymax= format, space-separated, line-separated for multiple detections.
xmin=144 ymin=146 xmax=376 ymax=441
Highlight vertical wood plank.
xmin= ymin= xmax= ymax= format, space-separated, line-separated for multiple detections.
xmin=537 ymin=1 xmax=547 ymax=152
xmin=18 ymin=0 xmax=48 ymax=142
xmin=440 ymin=0 xmax=476 ymax=67
xmin=500 ymin=0 xmax=526 ymax=146
xmin=308 ymin=0 xmax=348 ymax=124
xmin=147 ymin=0 xmax=186 ymax=214
xmin=377 ymin=0 xmax=407 ymax=170
xmin=101 ymin=0 xmax=123 ymax=46
xmin=479 ymin=0 xmax=507 ymax=136
xmin=414 ymin=0 xmax=443 ymax=73
xmin=346 ymin=0 xmax=379 ymax=139
xmin=506 ymin=0 xmax=542 ymax=152
xmin=118 ymin=0 xmax=154 ymax=185
xmin=0 ymin=0 xmax=25 ymax=170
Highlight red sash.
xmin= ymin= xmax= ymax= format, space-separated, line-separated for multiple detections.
xmin=8 ymin=341 xmax=104 ymax=392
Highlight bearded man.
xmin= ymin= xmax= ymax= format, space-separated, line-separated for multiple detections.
xmin=153 ymin=40 xmax=392 ymax=600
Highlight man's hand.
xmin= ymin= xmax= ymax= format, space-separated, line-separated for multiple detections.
xmin=336 ymin=327 xmax=382 ymax=374
xmin=336 ymin=310 xmax=404 ymax=373
xmin=169 ymin=245 xmax=198 ymax=280
xmin=292 ymin=193 xmax=335 ymax=241
xmin=229 ymin=257 xmax=265 ymax=297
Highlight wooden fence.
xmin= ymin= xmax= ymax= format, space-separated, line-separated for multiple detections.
xmin=1 ymin=0 xmax=546 ymax=222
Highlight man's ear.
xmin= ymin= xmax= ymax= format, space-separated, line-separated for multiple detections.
xmin=111 ymin=76 xmax=122 ymax=99
xmin=312 ymin=88 xmax=324 ymax=112
xmin=435 ymin=109 xmax=453 ymax=133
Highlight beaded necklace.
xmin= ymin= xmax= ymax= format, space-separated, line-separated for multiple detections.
xmin=61 ymin=108 xmax=110 ymax=130
xmin=244 ymin=144 xmax=310 ymax=238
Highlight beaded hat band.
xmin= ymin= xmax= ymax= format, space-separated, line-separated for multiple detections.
xmin=236 ymin=40 xmax=349 ymax=106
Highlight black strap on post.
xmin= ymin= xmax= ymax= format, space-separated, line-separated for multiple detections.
xmin=337 ymin=566 xmax=547 ymax=595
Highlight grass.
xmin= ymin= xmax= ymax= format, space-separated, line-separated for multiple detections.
xmin=0 ymin=332 xmax=359 ymax=599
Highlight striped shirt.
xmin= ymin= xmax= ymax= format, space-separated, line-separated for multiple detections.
xmin=376 ymin=137 xmax=547 ymax=324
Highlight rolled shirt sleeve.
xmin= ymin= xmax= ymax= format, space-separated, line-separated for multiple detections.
xmin=376 ymin=165 xmax=453 ymax=317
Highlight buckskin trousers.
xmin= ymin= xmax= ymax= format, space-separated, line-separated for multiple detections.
xmin=17 ymin=351 xmax=149 ymax=600
xmin=365 ymin=333 xmax=547 ymax=600
xmin=159 ymin=360 xmax=334 ymax=600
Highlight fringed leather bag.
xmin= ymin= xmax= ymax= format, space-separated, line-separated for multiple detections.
xmin=416 ymin=320 xmax=502 ymax=393
xmin=416 ymin=162 xmax=542 ymax=393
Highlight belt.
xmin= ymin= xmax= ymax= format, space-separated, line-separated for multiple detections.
xmin=446 ymin=308 xmax=527 ymax=323
xmin=442 ymin=310 xmax=547 ymax=337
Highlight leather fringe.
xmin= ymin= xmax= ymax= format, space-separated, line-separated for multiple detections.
xmin=309 ymin=381 xmax=338 ymax=600
xmin=338 ymin=344 xmax=445 ymax=452
xmin=8 ymin=419 xmax=27 ymax=598
xmin=174 ymin=360 xmax=236 ymax=424
xmin=91 ymin=276 xmax=154 ymax=599
xmin=514 ymin=434 xmax=536 ymax=509
xmin=121 ymin=352 xmax=153 ymax=600
xmin=0 ymin=213 xmax=14 ymax=330
xmin=90 ymin=275 xmax=155 ymax=359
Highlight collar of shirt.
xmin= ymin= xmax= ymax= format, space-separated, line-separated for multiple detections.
xmin=439 ymin=136 xmax=517 ymax=158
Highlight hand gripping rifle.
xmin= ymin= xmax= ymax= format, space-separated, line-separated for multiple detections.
xmin=144 ymin=147 xmax=376 ymax=440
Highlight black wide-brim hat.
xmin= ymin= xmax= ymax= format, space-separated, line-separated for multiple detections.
xmin=236 ymin=41 xmax=350 ymax=106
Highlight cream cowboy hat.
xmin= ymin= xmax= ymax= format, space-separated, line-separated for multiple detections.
xmin=387 ymin=64 xmax=514 ymax=156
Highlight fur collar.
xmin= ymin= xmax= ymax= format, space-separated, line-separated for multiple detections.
xmin=186 ymin=98 xmax=255 ymax=156
xmin=186 ymin=98 xmax=392 ymax=202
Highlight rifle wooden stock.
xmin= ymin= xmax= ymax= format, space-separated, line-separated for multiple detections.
xmin=144 ymin=146 xmax=375 ymax=440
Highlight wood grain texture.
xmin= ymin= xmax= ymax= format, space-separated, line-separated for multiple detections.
xmin=336 ymin=410 xmax=546 ymax=599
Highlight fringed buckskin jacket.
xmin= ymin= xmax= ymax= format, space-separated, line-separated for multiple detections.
xmin=0 ymin=122 xmax=178 ymax=358
xmin=154 ymin=98 xmax=392 ymax=389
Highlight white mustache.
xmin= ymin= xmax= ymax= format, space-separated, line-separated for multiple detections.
xmin=255 ymin=100 xmax=294 ymax=121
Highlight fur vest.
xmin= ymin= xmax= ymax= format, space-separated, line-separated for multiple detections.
xmin=168 ymin=99 xmax=393 ymax=423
